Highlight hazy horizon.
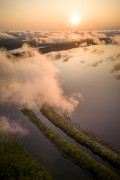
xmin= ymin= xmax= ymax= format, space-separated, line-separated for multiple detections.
xmin=0 ymin=0 xmax=120 ymax=31
xmin=0 ymin=1 xmax=120 ymax=179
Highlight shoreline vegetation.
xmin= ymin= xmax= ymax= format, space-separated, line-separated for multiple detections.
xmin=40 ymin=104 xmax=120 ymax=170
xmin=0 ymin=132 xmax=52 ymax=180
xmin=22 ymin=108 xmax=120 ymax=180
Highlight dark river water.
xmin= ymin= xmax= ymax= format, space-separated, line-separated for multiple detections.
xmin=0 ymin=104 xmax=93 ymax=180
xmin=0 ymin=44 xmax=120 ymax=179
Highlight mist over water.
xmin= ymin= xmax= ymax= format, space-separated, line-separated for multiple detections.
xmin=0 ymin=46 xmax=79 ymax=113
xmin=0 ymin=31 xmax=120 ymax=147
xmin=0 ymin=30 xmax=120 ymax=179
xmin=51 ymin=44 xmax=120 ymax=147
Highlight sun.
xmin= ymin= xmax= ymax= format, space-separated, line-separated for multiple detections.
xmin=71 ymin=14 xmax=81 ymax=26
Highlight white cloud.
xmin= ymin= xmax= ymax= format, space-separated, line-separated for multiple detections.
xmin=0 ymin=116 xmax=28 ymax=135
xmin=0 ymin=32 xmax=16 ymax=40
xmin=0 ymin=46 xmax=79 ymax=113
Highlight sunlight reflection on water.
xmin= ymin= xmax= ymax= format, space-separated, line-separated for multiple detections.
xmin=52 ymin=45 xmax=120 ymax=147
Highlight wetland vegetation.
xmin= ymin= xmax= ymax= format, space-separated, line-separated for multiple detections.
xmin=40 ymin=104 xmax=120 ymax=170
xmin=22 ymin=108 xmax=120 ymax=180
xmin=0 ymin=132 xmax=52 ymax=180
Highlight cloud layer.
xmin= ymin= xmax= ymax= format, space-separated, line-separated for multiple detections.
xmin=1 ymin=30 xmax=120 ymax=52
xmin=0 ymin=46 xmax=79 ymax=113
xmin=0 ymin=32 xmax=16 ymax=40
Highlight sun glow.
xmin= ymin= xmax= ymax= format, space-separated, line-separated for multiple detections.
xmin=71 ymin=14 xmax=81 ymax=26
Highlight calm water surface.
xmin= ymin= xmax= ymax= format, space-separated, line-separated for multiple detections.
xmin=0 ymin=104 xmax=92 ymax=180
xmin=0 ymin=44 xmax=120 ymax=179
xmin=53 ymin=45 xmax=120 ymax=148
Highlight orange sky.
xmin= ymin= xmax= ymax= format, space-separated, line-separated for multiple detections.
xmin=0 ymin=0 xmax=120 ymax=31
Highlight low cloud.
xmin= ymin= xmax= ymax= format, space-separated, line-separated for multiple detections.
xmin=110 ymin=63 xmax=120 ymax=73
xmin=1 ymin=31 xmax=119 ymax=52
xmin=28 ymin=31 xmax=113 ymax=48
xmin=113 ymin=35 xmax=120 ymax=45
xmin=108 ymin=53 xmax=120 ymax=62
xmin=80 ymin=60 xmax=85 ymax=64
xmin=115 ymin=74 xmax=120 ymax=80
xmin=88 ymin=60 xmax=103 ymax=67
xmin=0 ymin=46 xmax=79 ymax=113
xmin=90 ymin=48 xmax=104 ymax=54
xmin=46 ymin=50 xmax=73 ymax=62
xmin=0 ymin=116 xmax=28 ymax=135
xmin=0 ymin=32 xmax=16 ymax=40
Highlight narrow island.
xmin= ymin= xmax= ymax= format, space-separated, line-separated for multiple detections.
xmin=40 ymin=104 xmax=120 ymax=170
xmin=22 ymin=108 xmax=120 ymax=180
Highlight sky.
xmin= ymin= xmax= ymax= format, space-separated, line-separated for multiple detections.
xmin=0 ymin=0 xmax=120 ymax=31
